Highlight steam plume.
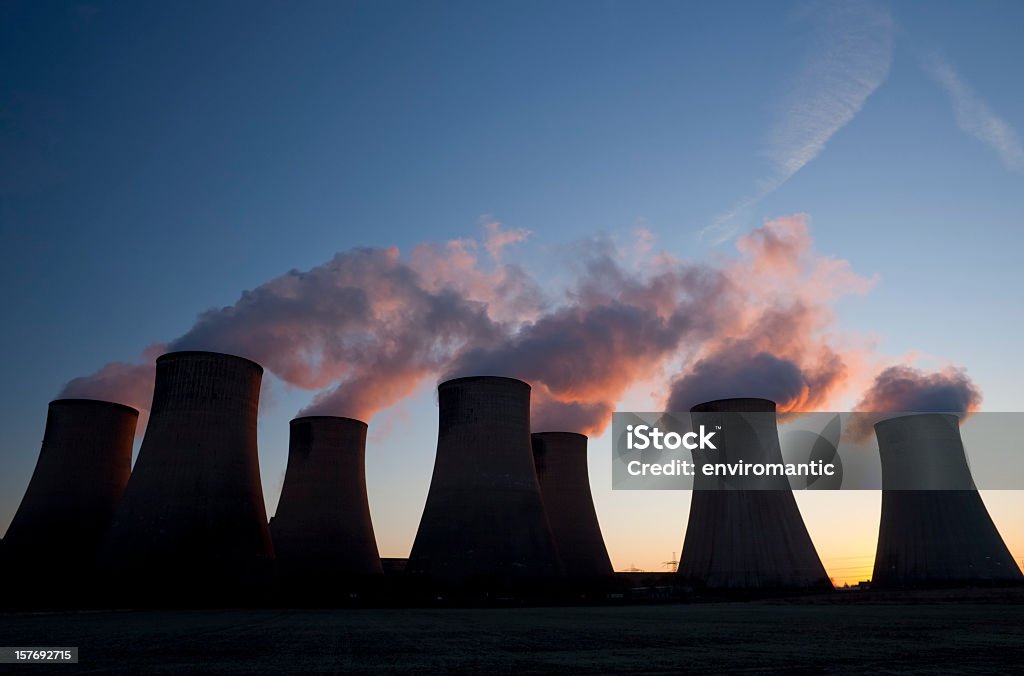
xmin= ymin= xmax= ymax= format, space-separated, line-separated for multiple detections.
xmin=59 ymin=215 xmax=978 ymax=440
xmin=845 ymin=365 xmax=983 ymax=441
xmin=667 ymin=215 xmax=873 ymax=413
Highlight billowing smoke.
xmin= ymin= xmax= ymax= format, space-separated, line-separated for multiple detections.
xmin=59 ymin=214 xmax=979 ymax=439
xmin=447 ymin=247 xmax=730 ymax=434
xmin=170 ymin=247 xmax=511 ymax=421
xmin=668 ymin=346 xmax=822 ymax=411
xmin=60 ymin=226 xmax=536 ymax=422
xmin=856 ymin=365 xmax=982 ymax=413
xmin=57 ymin=344 xmax=166 ymax=429
xmin=59 ymin=359 xmax=157 ymax=410
xmin=845 ymin=365 xmax=983 ymax=441
xmin=665 ymin=215 xmax=872 ymax=413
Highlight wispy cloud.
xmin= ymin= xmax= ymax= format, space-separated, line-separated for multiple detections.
xmin=924 ymin=54 xmax=1024 ymax=172
xmin=703 ymin=1 xmax=893 ymax=243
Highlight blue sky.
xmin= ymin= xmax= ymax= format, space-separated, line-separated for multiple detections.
xmin=2 ymin=0 xmax=1022 ymax=579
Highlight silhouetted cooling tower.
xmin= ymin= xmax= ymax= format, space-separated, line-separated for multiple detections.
xmin=532 ymin=432 xmax=613 ymax=578
xmin=98 ymin=351 xmax=274 ymax=594
xmin=270 ymin=416 xmax=383 ymax=582
xmin=2 ymin=399 xmax=137 ymax=581
xmin=872 ymin=413 xmax=1022 ymax=587
xmin=407 ymin=376 xmax=562 ymax=581
xmin=676 ymin=398 xmax=831 ymax=589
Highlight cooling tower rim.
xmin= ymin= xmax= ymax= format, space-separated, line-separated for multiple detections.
xmin=290 ymin=415 xmax=368 ymax=428
xmin=689 ymin=397 xmax=777 ymax=413
xmin=531 ymin=431 xmax=588 ymax=441
xmin=49 ymin=398 xmax=140 ymax=417
xmin=873 ymin=412 xmax=961 ymax=433
xmin=438 ymin=375 xmax=531 ymax=390
xmin=156 ymin=349 xmax=264 ymax=374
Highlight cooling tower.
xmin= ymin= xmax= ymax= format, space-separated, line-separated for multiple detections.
xmin=2 ymin=399 xmax=137 ymax=581
xmin=531 ymin=432 xmax=613 ymax=578
xmin=270 ymin=416 xmax=383 ymax=582
xmin=676 ymin=398 xmax=831 ymax=589
xmin=407 ymin=376 xmax=562 ymax=582
xmin=98 ymin=351 xmax=274 ymax=595
xmin=872 ymin=413 xmax=1022 ymax=586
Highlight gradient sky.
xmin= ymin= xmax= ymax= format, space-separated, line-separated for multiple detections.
xmin=2 ymin=0 xmax=1023 ymax=585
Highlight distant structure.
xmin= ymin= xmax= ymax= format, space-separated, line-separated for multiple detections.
xmin=676 ymin=398 xmax=831 ymax=589
xmin=381 ymin=558 xmax=409 ymax=576
xmin=407 ymin=376 xmax=562 ymax=582
xmin=872 ymin=413 xmax=1022 ymax=586
xmin=98 ymin=351 xmax=274 ymax=595
xmin=2 ymin=399 xmax=137 ymax=581
xmin=531 ymin=432 xmax=613 ymax=578
xmin=270 ymin=416 xmax=383 ymax=583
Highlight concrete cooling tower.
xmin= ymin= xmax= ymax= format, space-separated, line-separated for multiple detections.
xmin=676 ymin=398 xmax=831 ymax=589
xmin=407 ymin=376 xmax=562 ymax=582
xmin=531 ymin=432 xmax=613 ymax=578
xmin=872 ymin=413 xmax=1022 ymax=587
xmin=98 ymin=351 xmax=274 ymax=596
xmin=2 ymin=399 xmax=137 ymax=582
xmin=270 ymin=416 xmax=383 ymax=583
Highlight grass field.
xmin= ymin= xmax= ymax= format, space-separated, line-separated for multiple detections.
xmin=3 ymin=594 xmax=1024 ymax=673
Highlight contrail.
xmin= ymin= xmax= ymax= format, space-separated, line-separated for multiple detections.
xmin=924 ymin=54 xmax=1024 ymax=171
xmin=703 ymin=0 xmax=893 ymax=243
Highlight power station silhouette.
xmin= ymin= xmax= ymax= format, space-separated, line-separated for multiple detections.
xmin=532 ymin=432 xmax=613 ymax=579
xmin=407 ymin=376 xmax=563 ymax=583
xmin=3 ymin=351 xmax=1022 ymax=607
xmin=97 ymin=351 xmax=274 ymax=599
xmin=676 ymin=398 xmax=832 ymax=589
xmin=872 ymin=413 xmax=1022 ymax=586
xmin=2 ymin=399 xmax=137 ymax=587
xmin=271 ymin=415 xmax=384 ymax=587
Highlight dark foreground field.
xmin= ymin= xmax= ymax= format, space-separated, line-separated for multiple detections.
xmin=3 ymin=594 xmax=1024 ymax=673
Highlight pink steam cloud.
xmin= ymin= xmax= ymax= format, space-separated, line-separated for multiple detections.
xmin=57 ymin=225 xmax=535 ymax=425
xmin=57 ymin=215 xmax=981 ymax=441
xmin=844 ymin=364 xmax=983 ymax=441
xmin=57 ymin=343 xmax=167 ymax=430
xmin=666 ymin=214 xmax=876 ymax=414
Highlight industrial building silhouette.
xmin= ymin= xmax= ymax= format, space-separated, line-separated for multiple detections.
xmin=1 ymin=399 xmax=137 ymax=585
xmin=271 ymin=415 xmax=383 ymax=585
xmin=97 ymin=351 xmax=274 ymax=598
xmin=407 ymin=376 xmax=563 ymax=582
xmin=4 ymin=351 xmax=1023 ymax=607
xmin=532 ymin=432 xmax=613 ymax=578
xmin=872 ymin=413 xmax=1022 ymax=586
xmin=676 ymin=398 xmax=832 ymax=589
